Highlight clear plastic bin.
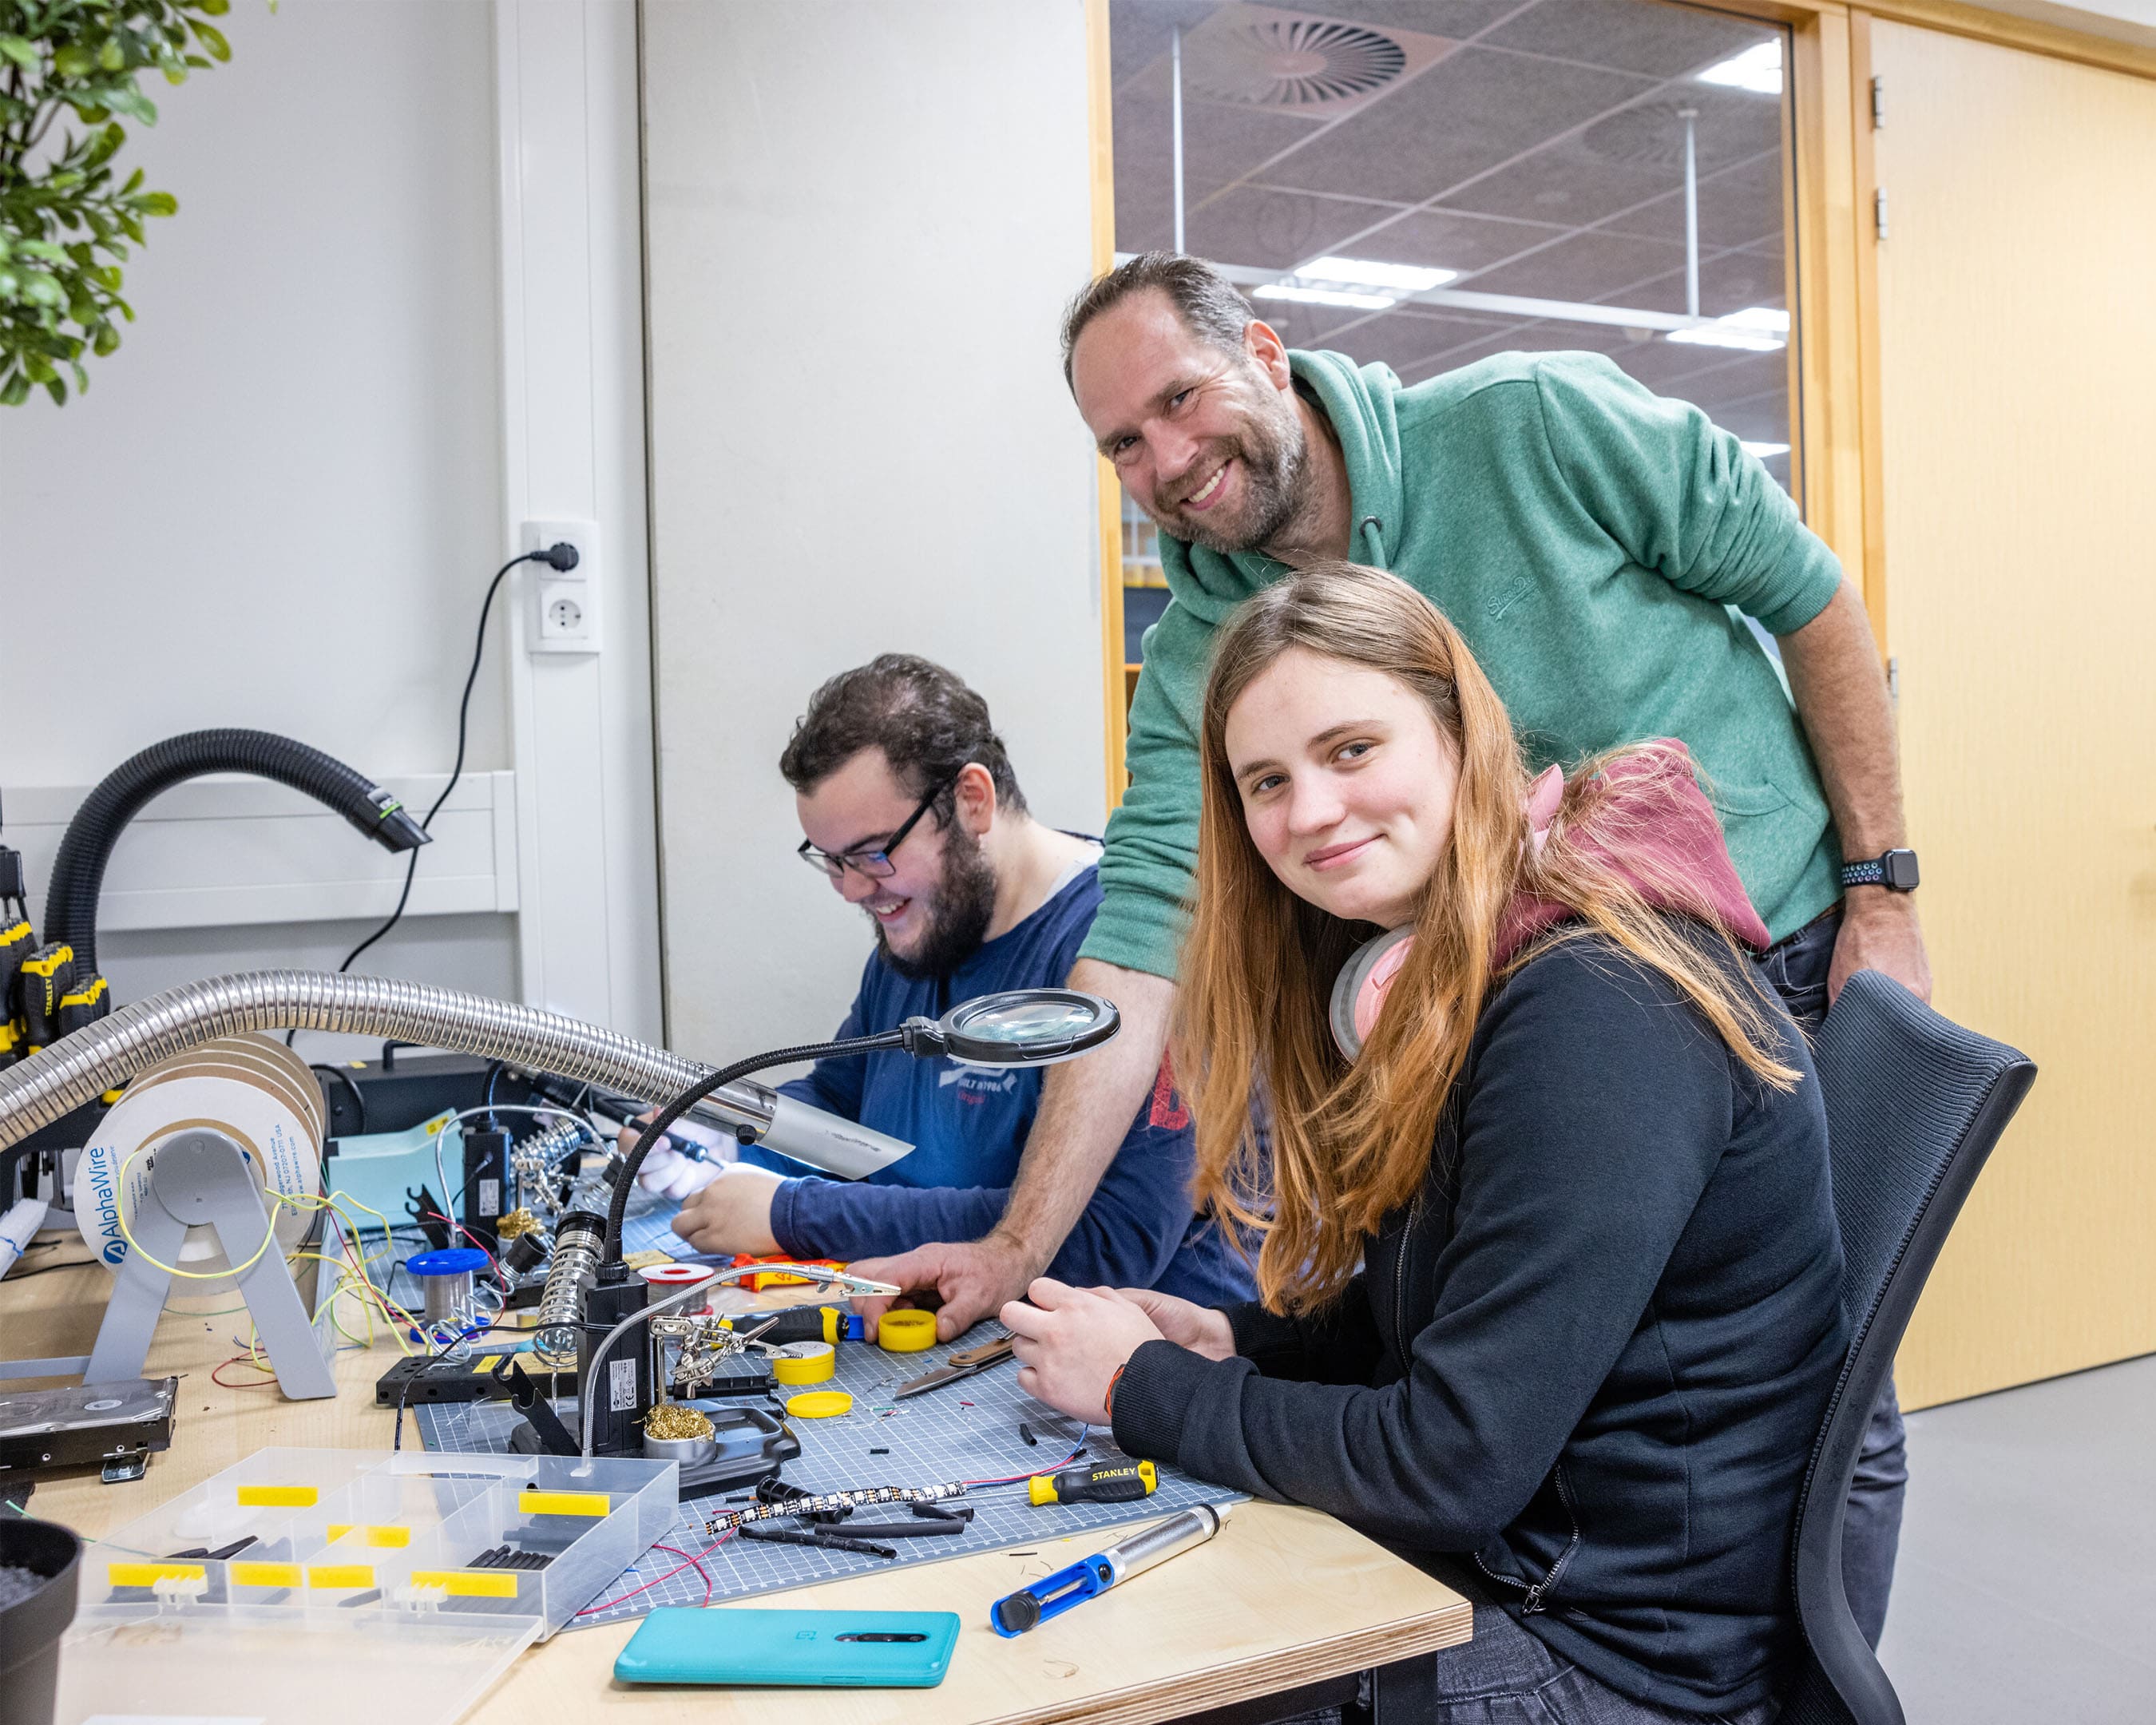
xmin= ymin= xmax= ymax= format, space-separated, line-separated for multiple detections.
xmin=73 ymin=1447 xmax=676 ymax=1648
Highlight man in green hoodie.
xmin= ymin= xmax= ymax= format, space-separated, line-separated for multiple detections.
xmin=852 ymin=252 xmax=1927 ymax=1640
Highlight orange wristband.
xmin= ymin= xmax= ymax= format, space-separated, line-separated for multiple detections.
xmin=1104 ymin=1362 xmax=1128 ymax=1422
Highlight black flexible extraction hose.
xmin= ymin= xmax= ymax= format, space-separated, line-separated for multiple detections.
xmin=43 ymin=728 xmax=429 ymax=979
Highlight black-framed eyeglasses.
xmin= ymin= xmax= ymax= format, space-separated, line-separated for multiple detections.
xmin=797 ymin=769 xmax=964 ymax=881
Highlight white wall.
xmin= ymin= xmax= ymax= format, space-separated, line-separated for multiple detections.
xmin=643 ymin=0 xmax=1107 ymax=1059
xmin=0 ymin=1 xmax=514 ymax=1056
xmin=1 ymin=1 xmax=665 ymax=1065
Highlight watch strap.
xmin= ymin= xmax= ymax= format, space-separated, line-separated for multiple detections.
xmin=1840 ymin=858 xmax=1888 ymax=889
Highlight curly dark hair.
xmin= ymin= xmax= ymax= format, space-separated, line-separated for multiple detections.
xmin=1060 ymin=251 xmax=1256 ymax=390
xmin=779 ymin=654 xmax=1027 ymax=821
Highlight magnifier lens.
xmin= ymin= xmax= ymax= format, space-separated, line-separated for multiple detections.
xmin=958 ymin=999 xmax=1099 ymax=1045
xmin=933 ymin=989 xmax=1119 ymax=1064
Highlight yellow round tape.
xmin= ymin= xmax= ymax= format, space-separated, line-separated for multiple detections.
xmin=771 ymin=1341 xmax=835 ymax=1385
xmin=877 ymin=1310 xmax=937 ymax=1353
xmin=785 ymin=1390 xmax=853 ymax=1419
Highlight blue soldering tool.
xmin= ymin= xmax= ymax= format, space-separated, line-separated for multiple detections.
xmin=988 ymin=1501 xmax=1233 ymax=1636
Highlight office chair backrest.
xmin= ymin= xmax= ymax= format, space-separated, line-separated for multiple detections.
xmin=1780 ymin=971 xmax=2035 ymax=1725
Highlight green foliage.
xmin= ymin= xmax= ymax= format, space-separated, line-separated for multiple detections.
xmin=1 ymin=0 xmax=232 ymax=405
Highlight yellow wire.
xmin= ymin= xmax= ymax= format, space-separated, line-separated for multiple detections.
xmin=111 ymin=1143 xmax=291 ymax=1280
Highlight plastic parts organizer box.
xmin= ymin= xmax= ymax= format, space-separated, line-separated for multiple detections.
xmin=55 ymin=1447 xmax=677 ymax=1725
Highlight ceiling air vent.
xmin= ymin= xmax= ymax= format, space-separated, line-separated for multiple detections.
xmin=1179 ymin=5 xmax=1454 ymax=117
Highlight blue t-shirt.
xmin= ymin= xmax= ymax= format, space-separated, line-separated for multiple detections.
xmin=752 ymin=859 xmax=1254 ymax=1306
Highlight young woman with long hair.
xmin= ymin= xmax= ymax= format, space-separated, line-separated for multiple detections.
xmin=1005 ymin=565 xmax=1846 ymax=1723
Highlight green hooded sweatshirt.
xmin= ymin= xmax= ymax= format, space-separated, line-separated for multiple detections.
xmin=1083 ymin=347 xmax=1845 ymax=981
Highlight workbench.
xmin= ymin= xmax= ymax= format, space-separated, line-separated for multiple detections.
xmin=3 ymin=1252 xmax=1471 ymax=1724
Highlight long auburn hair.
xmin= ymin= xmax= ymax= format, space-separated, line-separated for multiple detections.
xmin=1177 ymin=564 xmax=1800 ymax=1315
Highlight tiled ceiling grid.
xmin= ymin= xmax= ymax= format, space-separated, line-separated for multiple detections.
xmin=1111 ymin=0 xmax=1797 ymax=489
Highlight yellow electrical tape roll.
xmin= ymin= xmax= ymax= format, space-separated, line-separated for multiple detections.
xmin=785 ymin=1390 xmax=853 ymax=1419
xmin=877 ymin=1310 xmax=937 ymax=1352
xmin=771 ymin=1341 xmax=836 ymax=1384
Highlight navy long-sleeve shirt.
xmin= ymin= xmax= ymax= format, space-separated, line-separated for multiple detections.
xmin=747 ymin=861 xmax=1254 ymax=1305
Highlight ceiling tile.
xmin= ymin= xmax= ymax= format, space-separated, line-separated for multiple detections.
xmin=1113 ymin=83 xmax=1330 ymax=200
xmin=1109 ymin=0 xmax=1222 ymax=91
xmin=1331 ymin=204 xmax=1569 ymax=272
xmin=1261 ymin=45 xmax=1651 ymax=204
xmin=1601 ymin=246 xmax=1789 ymax=318
xmin=1186 ymin=184 xmax=1401 ymax=268
xmin=1437 ymin=86 xmax=1781 ymax=226
xmin=1480 ymin=0 xmax=1776 ymax=80
xmin=1595 ymin=147 xmax=1786 ymax=248
xmin=1459 ymin=228 xmax=1688 ymax=301
xmin=1317 ymin=0 xmax=1532 ymax=38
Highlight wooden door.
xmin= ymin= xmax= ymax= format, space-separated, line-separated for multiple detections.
xmin=1866 ymin=19 xmax=2156 ymax=1407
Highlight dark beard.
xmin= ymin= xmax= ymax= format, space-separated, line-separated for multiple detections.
xmin=1165 ymin=384 xmax=1310 ymax=556
xmin=875 ymin=819 xmax=999 ymax=981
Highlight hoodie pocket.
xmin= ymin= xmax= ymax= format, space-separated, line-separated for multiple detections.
xmin=1474 ymin=1463 xmax=1583 ymax=1616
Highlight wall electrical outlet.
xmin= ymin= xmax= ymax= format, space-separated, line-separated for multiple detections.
xmin=524 ymin=518 xmax=601 ymax=655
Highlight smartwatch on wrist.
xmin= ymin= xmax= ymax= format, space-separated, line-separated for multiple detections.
xmin=1840 ymin=848 xmax=1920 ymax=892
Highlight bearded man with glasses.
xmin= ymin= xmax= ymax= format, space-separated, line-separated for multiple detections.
xmin=629 ymin=653 xmax=1254 ymax=1309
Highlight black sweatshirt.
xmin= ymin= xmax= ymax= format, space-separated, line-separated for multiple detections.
xmin=1112 ymin=933 xmax=1846 ymax=1715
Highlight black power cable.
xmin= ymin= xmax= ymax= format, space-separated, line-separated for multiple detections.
xmin=287 ymin=542 xmax=581 ymax=1048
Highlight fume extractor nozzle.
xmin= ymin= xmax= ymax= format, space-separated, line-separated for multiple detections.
xmin=44 ymin=729 xmax=430 ymax=980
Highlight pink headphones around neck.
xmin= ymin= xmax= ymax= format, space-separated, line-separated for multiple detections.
xmin=1326 ymin=766 xmax=1564 ymax=1061
xmin=1329 ymin=926 xmax=1414 ymax=1061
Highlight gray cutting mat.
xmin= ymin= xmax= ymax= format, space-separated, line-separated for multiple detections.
xmin=414 ymin=1318 xmax=1241 ymax=1630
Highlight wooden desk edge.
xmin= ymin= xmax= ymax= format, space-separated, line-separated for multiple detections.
xmin=967 ymin=1599 xmax=1476 ymax=1725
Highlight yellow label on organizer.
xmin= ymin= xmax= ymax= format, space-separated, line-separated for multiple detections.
xmin=474 ymin=1355 xmax=501 ymax=1373
xmin=328 ymin=1524 xmax=411 ymax=1548
xmin=237 ymin=1485 xmax=319 ymax=1507
xmin=410 ymin=1568 xmax=519 ymax=1598
xmin=231 ymin=1562 xmax=303 ymax=1588
xmin=517 ymin=1489 xmax=609 ymax=1518
xmin=108 ymin=1561 xmax=204 ymax=1587
xmin=306 ymin=1564 xmax=376 ymax=1589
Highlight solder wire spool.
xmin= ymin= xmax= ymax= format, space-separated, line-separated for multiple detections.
xmin=771 ymin=1340 xmax=835 ymax=1384
xmin=406 ymin=1247 xmax=488 ymax=1357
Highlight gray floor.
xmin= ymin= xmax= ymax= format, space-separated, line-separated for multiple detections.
xmin=1880 ymin=1354 xmax=2156 ymax=1722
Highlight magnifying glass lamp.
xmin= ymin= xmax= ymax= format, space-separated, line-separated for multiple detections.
xmin=598 ymin=988 xmax=1120 ymax=1273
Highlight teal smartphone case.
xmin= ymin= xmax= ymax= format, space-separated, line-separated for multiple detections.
xmin=613 ymin=1607 xmax=961 ymax=1687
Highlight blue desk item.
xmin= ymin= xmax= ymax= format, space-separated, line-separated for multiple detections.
xmin=989 ymin=1501 xmax=1231 ymax=1636
xmin=615 ymin=1608 xmax=960 ymax=1687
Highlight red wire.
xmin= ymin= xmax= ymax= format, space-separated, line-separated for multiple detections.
xmin=965 ymin=1433 xmax=1088 ymax=1488
xmin=575 ymin=1530 xmax=732 ymax=1616
xmin=646 ymin=1541 xmax=715 ymax=1608
xmin=211 ymin=1354 xmax=279 ymax=1390
xmin=418 ymin=1211 xmax=506 ymax=1283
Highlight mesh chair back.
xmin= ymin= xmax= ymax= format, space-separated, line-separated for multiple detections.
xmin=1780 ymin=971 xmax=2035 ymax=1725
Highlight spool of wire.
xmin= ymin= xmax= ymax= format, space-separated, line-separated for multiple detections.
xmin=406 ymin=1247 xmax=489 ymax=1357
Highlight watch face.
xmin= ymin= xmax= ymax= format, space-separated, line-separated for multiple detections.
xmin=1884 ymin=850 xmax=1921 ymax=891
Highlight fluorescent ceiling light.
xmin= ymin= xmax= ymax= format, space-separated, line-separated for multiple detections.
xmin=1741 ymin=441 xmax=1791 ymax=458
xmin=1254 ymin=283 xmax=1396 ymax=311
xmin=1296 ymin=256 xmax=1459 ymax=293
xmin=1698 ymin=41 xmax=1781 ymax=95
xmin=1667 ymin=305 xmax=1790 ymax=351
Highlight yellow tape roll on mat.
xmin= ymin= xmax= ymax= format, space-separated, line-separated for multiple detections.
xmin=877 ymin=1310 xmax=937 ymax=1352
xmin=771 ymin=1340 xmax=836 ymax=1384
xmin=785 ymin=1390 xmax=853 ymax=1419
